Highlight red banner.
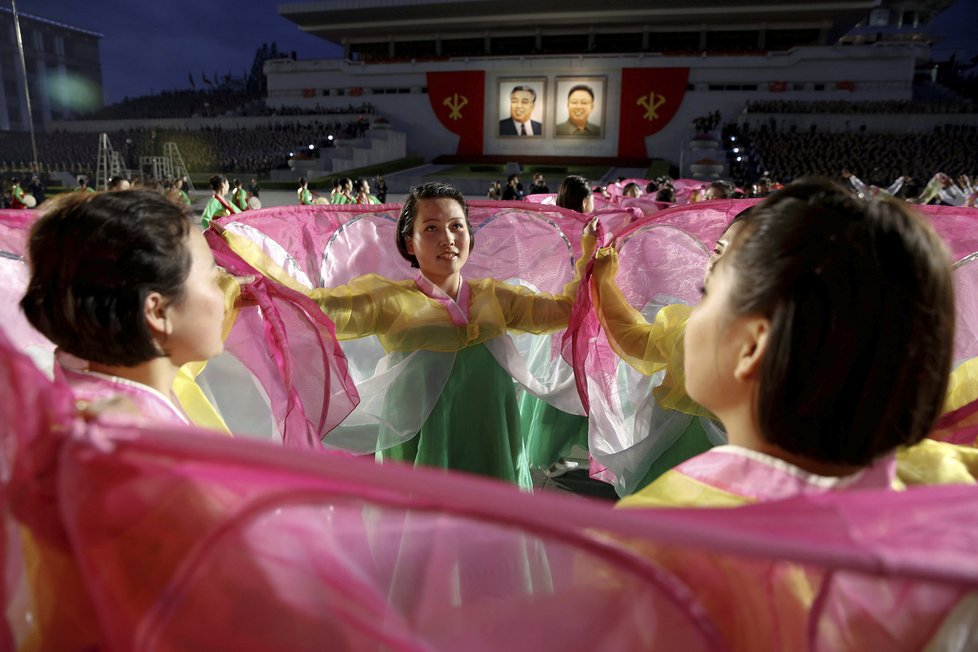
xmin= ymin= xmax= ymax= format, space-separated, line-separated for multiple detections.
xmin=617 ymin=68 xmax=689 ymax=159
xmin=427 ymin=71 xmax=485 ymax=156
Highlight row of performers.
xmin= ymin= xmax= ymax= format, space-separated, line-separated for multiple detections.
xmin=4 ymin=181 xmax=978 ymax=649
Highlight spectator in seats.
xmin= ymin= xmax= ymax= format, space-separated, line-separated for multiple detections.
xmin=502 ymin=174 xmax=525 ymax=201
xmin=200 ymin=174 xmax=239 ymax=228
xmin=373 ymin=175 xmax=387 ymax=203
xmin=231 ymin=179 xmax=249 ymax=211
xmin=499 ymin=86 xmax=542 ymax=137
xmin=623 ymin=182 xmax=642 ymax=199
xmin=528 ymin=173 xmax=550 ymax=195
xmin=486 ymin=180 xmax=502 ymax=200
xmin=556 ymin=85 xmax=601 ymax=137
xmin=108 ymin=176 xmax=130 ymax=191
xmin=555 ymin=175 xmax=594 ymax=214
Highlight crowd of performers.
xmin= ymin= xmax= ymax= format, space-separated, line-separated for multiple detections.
xmin=1 ymin=173 xmax=978 ymax=649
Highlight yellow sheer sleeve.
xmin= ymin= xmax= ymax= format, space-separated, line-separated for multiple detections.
xmin=220 ymin=226 xmax=598 ymax=353
xmin=490 ymin=233 xmax=596 ymax=334
xmin=591 ymin=246 xmax=690 ymax=375
xmin=591 ymin=245 xmax=708 ymax=416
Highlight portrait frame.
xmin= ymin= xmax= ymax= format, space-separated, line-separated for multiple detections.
xmin=554 ymin=76 xmax=606 ymax=139
xmin=497 ymin=78 xmax=547 ymax=138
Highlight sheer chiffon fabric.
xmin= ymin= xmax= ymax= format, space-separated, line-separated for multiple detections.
xmin=2 ymin=327 xmax=978 ymax=650
xmin=572 ymin=201 xmax=978 ymax=494
xmin=213 ymin=203 xmax=591 ymax=466
xmin=571 ymin=201 xmax=756 ymax=495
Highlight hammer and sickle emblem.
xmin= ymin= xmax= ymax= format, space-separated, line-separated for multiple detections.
xmin=636 ymin=92 xmax=667 ymax=121
xmin=443 ymin=93 xmax=468 ymax=120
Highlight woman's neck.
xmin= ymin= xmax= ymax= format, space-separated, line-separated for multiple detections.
xmin=722 ymin=407 xmax=863 ymax=477
xmin=423 ymin=271 xmax=461 ymax=301
xmin=87 ymin=356 xmax=181 ymax=403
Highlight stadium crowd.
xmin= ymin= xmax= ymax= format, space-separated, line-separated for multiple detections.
xmin=0 ymin=118 xmax=372 ymax=175
xmin=746 ymin=99 xmax=976 ymax=114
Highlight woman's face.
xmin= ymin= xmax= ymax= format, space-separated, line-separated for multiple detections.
xmin=162 ymin=230 xmax=227 ymax=366
xmin=707 ymin=219 xmax=745 ymax=276
xmin=683 ymin=243 xmax=747 ymax=414
xmin=406 ymin=198 xmax=471 ymax=288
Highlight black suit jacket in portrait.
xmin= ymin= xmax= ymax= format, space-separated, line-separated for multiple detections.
xmin=499 ymin=119 xmax=543 ymax=136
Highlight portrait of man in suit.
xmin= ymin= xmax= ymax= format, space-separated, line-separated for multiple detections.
xmin=499 ymin=84 xmax=543 ymax=137
xmin=555 ymin=77 xmax=605 ymax=138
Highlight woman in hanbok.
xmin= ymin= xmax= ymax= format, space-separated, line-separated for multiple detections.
xmin=521 ymin=175 xmax=595 ymax=477
xmin=15 ymin=189 xmax=242 ymax=650
xmin=217 ymin=182 xmax=595 ymax=488
xmin=200 ymin=174 xmax=239 ymax=228
xmin=612 ymin=180 xmax=969 ymax=650
xmin=298 ymin=176 xmax=314 ymax=205
xmin=22 ymin=190 xmax=238 ymax=431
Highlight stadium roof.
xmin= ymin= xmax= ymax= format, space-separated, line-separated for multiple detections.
xmin=280 ymin=0 xmax=877 ymax=43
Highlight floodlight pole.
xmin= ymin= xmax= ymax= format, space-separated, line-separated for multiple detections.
xmin=11 ymin=0 xmax=39 ymax=170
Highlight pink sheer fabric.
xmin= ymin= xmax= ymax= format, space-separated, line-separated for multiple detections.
xmin=0 ymin=209 xmax=35 ymax=256
xmin=570 ymin=201 xmax=759 ymax=493
xmin=213 ymin=202 xmax=593 ymax=449
xmin=2 ymin=325 xmax=977 ymax=650
xmin=570 ymin=201 xmax=978 ymax=492
xmin=201 ymin=231 xmax=358 ymax=448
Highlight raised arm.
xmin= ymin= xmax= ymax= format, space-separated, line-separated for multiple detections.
xmin=590 ymin=245 xmax=691 ymax=376
xmin=494 ymin=231 xmax=597 ymax=334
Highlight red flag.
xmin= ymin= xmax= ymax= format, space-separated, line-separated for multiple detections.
xmin=617 ymin=68 xmax=689 ymax=159
xmin=836 ymin=80 xmax=855 ymax=92
xmin=302 ymin=88 xmax=316 ymax=98
xmin=188 ymin=72 xmax=196 ymax=89
xmin=426 ymin=71 xmax=485 ymax=156
xmin=202 ymin=73 xmax=213 ymax=86
xmin=769 ymin=81 xmax=788 ymax=93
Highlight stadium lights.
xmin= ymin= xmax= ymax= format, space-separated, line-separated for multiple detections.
xmin=289 ymin=151 xmax=294 ymax=157
xmin=730 ymin=136 xmax=736 ymax=141
xmin=327 ymin=135 xmax=334 ymax=141
xmin=732 ymin=147 xmax=739 ymax=153
xmin=308 ymin=144 xmax=315 ymax=150
xmin=736 ymin=156 xmax=743 ymax=162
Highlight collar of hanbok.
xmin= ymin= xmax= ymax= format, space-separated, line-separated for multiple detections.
xmin=414 ymin=271 xmax=470 ymax=326
xmin=54 ymin=349 xmax=190 ymax=426
xmin=675 ymin=444 xmax=896 ymax=502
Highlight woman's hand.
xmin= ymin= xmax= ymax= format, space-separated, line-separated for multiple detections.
xmin=583 ymin=217 xmax=599 ymax=238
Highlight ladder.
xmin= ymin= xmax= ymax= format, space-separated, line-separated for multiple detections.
xmin=95 ymin=133 xmax=113 ymax=190
xmin=164 ymin=142 xmax=194 ymax=192
xmin=139 ymin=156 xmax=172 ymax=182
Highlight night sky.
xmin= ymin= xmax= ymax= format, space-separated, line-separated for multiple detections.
xmin=15 ymin=0 xmax=343 ymax=104
xmin=14 ymin=0 xmax=978 ymax=106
